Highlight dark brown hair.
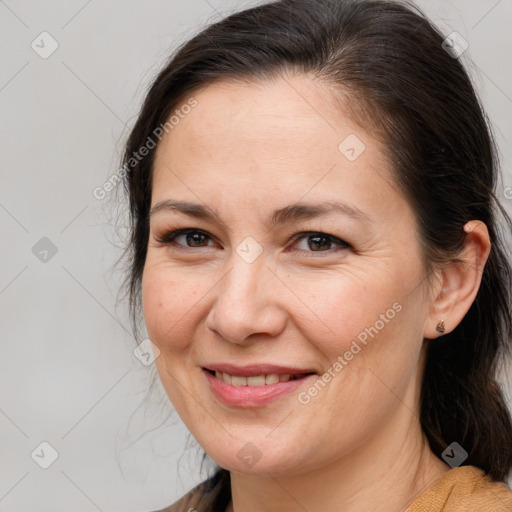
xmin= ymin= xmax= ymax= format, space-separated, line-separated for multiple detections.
xmin=118 ymin=0 xmax=512 ymax=504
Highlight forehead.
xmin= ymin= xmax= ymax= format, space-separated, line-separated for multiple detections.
xmin=158 ymin=76 xmax=351 ymax=163
xmin=151 ymin=75 xmax=400 ymax=220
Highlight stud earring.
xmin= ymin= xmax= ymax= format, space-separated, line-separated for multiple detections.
xmin=436 ymin=320 xmax=446 ymax=334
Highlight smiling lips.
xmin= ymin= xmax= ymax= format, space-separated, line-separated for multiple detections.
xmin=202 ymin=364 xmax=317 ymax=407
xmin=213 ymin=371 xmax=297 ymax=386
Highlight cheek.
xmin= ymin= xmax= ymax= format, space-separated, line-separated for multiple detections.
xmin=141 ymin=263 xmax=201 ymax=352
xmin=287 ymin=269 xmax=405 ymax=355
xmin=286 ymin=262 xmax=427 ymax=404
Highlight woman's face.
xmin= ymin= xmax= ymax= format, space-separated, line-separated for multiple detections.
xmin=142 ymin=75 xmax=434 ymax=475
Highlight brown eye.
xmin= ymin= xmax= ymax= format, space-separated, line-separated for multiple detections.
xmin=183 ymin=232 xmax=209 ymax=247
xmin=292 ymin=232 xmax=350 ymax=254
xmin=306 ymin=235 xmax=332 ymax=251
xmin=156 ymin=229 xmax=215 ymax=248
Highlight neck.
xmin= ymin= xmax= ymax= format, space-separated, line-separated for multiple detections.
xmin=227 ymin=408 xmax=450 ymax=512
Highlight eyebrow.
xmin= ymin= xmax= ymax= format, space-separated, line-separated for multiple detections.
xmin=149 ymin=199 xmax=370 ymax=226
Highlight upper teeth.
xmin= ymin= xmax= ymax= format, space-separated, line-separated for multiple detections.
xmin=215 ymin=371 xmax=293 ymax=386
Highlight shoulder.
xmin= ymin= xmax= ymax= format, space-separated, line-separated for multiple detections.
xmin=405 ymin=465 xmax=512 ymax=512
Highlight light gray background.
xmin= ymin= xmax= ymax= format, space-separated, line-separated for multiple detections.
xmin=1 ymin=1 xmax=511 ymax=511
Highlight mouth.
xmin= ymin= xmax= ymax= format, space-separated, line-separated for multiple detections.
xmin=203 ymin=368 xmax=315 ymax=386
xmin=201 ymin=366 xmax=318 ymax=408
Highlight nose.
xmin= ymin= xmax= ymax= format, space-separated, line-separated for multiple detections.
xmin=205 ymin=254 xmax=288 ymax=345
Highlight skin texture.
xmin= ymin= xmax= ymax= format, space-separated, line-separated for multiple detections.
xmin=141 ymin=74 xmax=490 ymax=512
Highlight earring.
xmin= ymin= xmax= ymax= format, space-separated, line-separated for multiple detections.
xmin=436 ymin=320 xmax=446 ymax=334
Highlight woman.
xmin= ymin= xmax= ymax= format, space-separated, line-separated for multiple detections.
xmin=119 ymin=0 xmax=512 ymax=510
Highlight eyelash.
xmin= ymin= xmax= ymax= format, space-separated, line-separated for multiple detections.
xmin=155 ymin=228 xmax=350 ymax=256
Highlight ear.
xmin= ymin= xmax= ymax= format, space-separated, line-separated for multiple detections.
xmin=424 ymin=220 xmax=491 ymax=339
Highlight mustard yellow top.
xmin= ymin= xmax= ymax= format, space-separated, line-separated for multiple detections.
xmin=405 ymin=465 xmax=512 ymax=512
xmin=155 ymin=465 xmax=512 ymax=512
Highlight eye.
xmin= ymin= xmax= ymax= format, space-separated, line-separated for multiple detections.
xmin=154 ymin=228 xmax=350 ymax=255
xmin=155 ymin=228 xmax=216 ymax=248
xmin=289 ymin=231 xmax=350 ymax=255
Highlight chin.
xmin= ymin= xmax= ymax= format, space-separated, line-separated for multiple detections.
xmin=202 ymin=439 xmax=305 ymax=477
